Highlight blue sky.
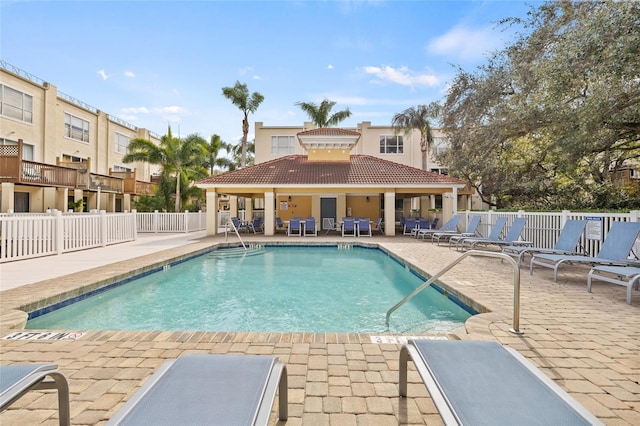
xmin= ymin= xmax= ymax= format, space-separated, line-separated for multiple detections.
xmin=1 ymin=0 xmax=540 ymax=146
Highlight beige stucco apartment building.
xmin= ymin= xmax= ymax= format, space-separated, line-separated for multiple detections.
xmin=0 ymin=62 xmax=160 ymax=213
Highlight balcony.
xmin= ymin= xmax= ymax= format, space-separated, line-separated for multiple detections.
xmin=0 ymin=154 xmax=78 ymax=188
xmin=109 ymin=169 xmax=157 ymax=195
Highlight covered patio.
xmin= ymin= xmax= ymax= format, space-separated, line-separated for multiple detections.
xmin=197 ymin=128 xmax=471 ymax=236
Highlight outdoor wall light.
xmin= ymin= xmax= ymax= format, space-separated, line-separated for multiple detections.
xmin=366 ymin=196 xmax=370 ymax=202
xmin=288 ymin=196 xmax=292 ymax=202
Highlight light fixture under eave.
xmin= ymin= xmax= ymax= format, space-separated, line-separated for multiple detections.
xmin=366 ymin=196 xmax=370 ymax=202
xmin=288 ymin=196 xmax=292 ymax=202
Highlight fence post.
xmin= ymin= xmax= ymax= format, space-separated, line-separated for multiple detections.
xmin=630 ymin=210 xmax=639 ymax=222
xmin=132 ymin=209 xmax=138 ymax=240
xmin=100 ymin=210 xmax=107 ymax=247
xmin=153 ymin=210 xmax=159 ymax=233
xmin=184 ymin=210 xmax=189 ymax=233
xmin=561 ymin=210 xmax=570 ymax=227
xmin=55 ymin=210 xmax=64 ymax=255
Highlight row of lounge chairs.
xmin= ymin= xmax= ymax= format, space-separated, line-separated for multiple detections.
xmin=418 ymin=214 xmax=640 ymax=304
xmin=2 ymin=341 xmax=603 ymax=425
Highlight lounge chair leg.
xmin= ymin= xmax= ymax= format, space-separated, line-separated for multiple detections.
xmin=399 ymin=346 xmax=409 ymax=397
xmin=34 ymin=372 xmax=70 ymax=426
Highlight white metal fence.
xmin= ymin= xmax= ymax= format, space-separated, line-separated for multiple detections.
xmin=459 ymin=210 xmax=640 ymax=258
xmin=0 ymin=210 xmax=205 ymax=263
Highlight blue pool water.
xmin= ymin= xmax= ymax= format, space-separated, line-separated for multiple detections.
xmin=26 ymin=246 xmax=473 ymax=333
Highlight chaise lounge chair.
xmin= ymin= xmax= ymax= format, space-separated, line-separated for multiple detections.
xmin=432 ymin=215 xmax=481 ymax=246
xmin=399 ymin=340 xmax=603 ymax=426
xmin=449 ymin=216 xmax=508 ymax=250
xmin=357 ymin=218 xmax=372 ymax=237
xmin=323 ymin=217 xmax=341 ymax=235
xmin=0 ymin=363 xmax=70 ymax=426
xmin=530 ymin=221 xmax=640 ymax=282
xmin=108 ymin=353 xmax=287 ymax=426
xmin=587 ymin=265 xmax=640 ymax=305
xmin=502 ymin=219 xmax=587 ymax=265
xmin=459 ymin=217 xmax=529 ymax=251
xmin=416 ymin=215 xmax=461 ymax=241
xmin=342 ymin=218 xmax=357 ymax=237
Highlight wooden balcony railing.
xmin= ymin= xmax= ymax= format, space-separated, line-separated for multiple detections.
xmin=109 ymin=169 xmax=157 ymax=195
xmin=0 ymin=156 xmax=78 ymax=188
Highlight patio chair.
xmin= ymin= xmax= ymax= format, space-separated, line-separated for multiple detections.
xmin=342 ymin=218 xmax=357 ymax=237
xmin=322 ymin=217 xmax=341 ymax=235
xmin=399 ymin=340 xmax=603 ymax=426
xmin=0 ymin=363 xmax=70 ymax=426
xmin=459 ymin=217 xmax=529 ymax=251
xmin=373 ymin=217 xmax=384 ymax=235
xmin=107 ymin=353 xmax=288 ymax=426
xmin=357 ymin=218 xmax=372 ymax=237
xmin=530 ymin=221 xmax=640 ymax=282
xmin=287 ymin=217 xmax=302 ymax=236
xmin=409 ymin=218 xmax=432 ymax=238
xmin=432 ymin=215 xmax=481 ymax=246
xmin=247 ymin=217 xmax=263 ymax=234
xmin=275 ymin=217 xmax=285 ymax=233
xmin=502 ymin=219 xmax=587 ymax=265
xmin=230 ymin=217 xmax=247 ymax=233
xmin=587 ymin=265 xmax=640 ymax=305
xmin=403 ymin=218 xmax=418 ymax=235
xmin=416 ymin=215 xmax=461 ymax=241
xmin=303 ymin=217 xmax=317 ymax=236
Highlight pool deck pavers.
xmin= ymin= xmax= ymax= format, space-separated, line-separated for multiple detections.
xmin=0 ymin=231 xmax=638 ymax=425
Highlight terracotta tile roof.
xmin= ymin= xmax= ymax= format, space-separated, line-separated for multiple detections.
xmin=197 ymin=155 xmax=466 ymax=187
xmin=296 ymin=128 xmax=361 ymax=137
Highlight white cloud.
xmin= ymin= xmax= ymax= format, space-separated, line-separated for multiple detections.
xmin=327 ymin=64 xmax=334 ymax=70
xmin=121 ymin=107 xmax=150 ymax=114
xmin=252 ymin=75 xmax=262 ymax=80
xmin=427 ymin=24 xmax=503 ymax=62
xmin=97 ymin=69 xmax=109 ymax=80
xmin=363 ymin=65 xmax=439 ymax=87
xmin=124 ymin=71 xmax=135 ymax=78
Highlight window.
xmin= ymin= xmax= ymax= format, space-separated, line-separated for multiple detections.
xmin=64 ymin=113 xmax=90 ymax=142
xmin=379 ymin=135 xmax=403 ymax=154
xmin=0 ymin=85 xmax=33 ymax=123
xmin=271 ymin=136 xmax=295 ymax=155
xmin=115 ymin=132 xmax=130 ymax=154
xmin=431 ymin=136 xmax=449 ymax=157
xmin=112 ymin=164 xmax=132 ymax=172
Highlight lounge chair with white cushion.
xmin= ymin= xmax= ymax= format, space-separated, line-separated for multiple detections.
xmin=502 ymin=219 xmax=587 ymax=265
xmin=108 ymin=353 xmax=287 ymax=426
xmin=587 ymin=265 xmax=640 ymax=304
xmin=399 ymin=340 xmax=603 ymax=426
xmin=0 ymin=363 xmax=70 ymax=426
xmin=530 ymin=221 xmax=640 ymax=282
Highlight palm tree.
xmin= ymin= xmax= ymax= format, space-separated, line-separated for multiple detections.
xmin=123 ymin=127 xmax=209 ymax=212
xmin=295 ymin=99 xmax=351 ymax=127
xmin=391 ymin=102 xmax=441 ymax=171
xmin=229 ymin=138 xmax=255 ymax=170
xmin=221 ymin=81 xmax=264 ymax=169
xmin=204 ymin=134 xmax=233 ymax=175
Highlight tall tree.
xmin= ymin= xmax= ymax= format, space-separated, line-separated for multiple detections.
xmin=222 ymin=81 xmax=264 ymax=168
xmin=123 ymin=128 xmax=209 ymax=212
xmin=391 ymin=102 xmax=441 ymax=171
xmin=295 ymin=99 xmax=351 ymax=127
xmin=204 ymin=134 xmax=233 ymax=175
xmin=442 ymin=0 xmax=640 ymax=209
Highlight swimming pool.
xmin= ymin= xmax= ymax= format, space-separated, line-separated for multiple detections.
xmin=26 ymin=246 xmax=473 ymax=333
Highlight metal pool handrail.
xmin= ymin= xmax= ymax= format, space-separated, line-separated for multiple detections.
xmin=225 ymin=220 xmax=247 ymax=250
xmin=385 ymin=250 xmax=523 ymax=335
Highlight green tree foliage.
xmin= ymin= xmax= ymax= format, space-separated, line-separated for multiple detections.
xmin=123 ymin=128 xmax=209 ymax=212
xmin=391 ymin=103 xmax=441 ymax=171
xmin=222 ymin=81 xmax=264 ymax=169
xmin=441 ymin=0 xmax=640 ymax=209
xmin=228 ymin=139 xmax=255 ymax=170
xmin=204 ymin=134 xmax=233 ymax=175
xmin=295 ymin=99 xmax=352 ymax=127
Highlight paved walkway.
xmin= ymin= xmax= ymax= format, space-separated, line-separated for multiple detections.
xmin=0 ymin=232 xmax=638 ymax=425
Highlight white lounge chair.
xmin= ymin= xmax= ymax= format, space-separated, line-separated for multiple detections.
xmin=587 ymin=265 xmax=640 ymax=304
xmin=0 ymin=363 xmax=70 ymax=426
xmin=399 ymin=340 xmax=603 ymax=426
xmin=108 ymin=353 xmax=288 ymax=426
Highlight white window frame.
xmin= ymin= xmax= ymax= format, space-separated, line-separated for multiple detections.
xmin=112 ymin=164 xmax=132 ymax=172
xmin=64 ymin=112 xmax=90 ymax=143
xmin=0 ymin=84 xmax=33 ymax=123
xmin=379 ymin=135 xmax=403 ymax=154
xmin=115 ymin=132 xmax=130 ymax=154
xmin=271 ymin=135 xmax=295 ymax=155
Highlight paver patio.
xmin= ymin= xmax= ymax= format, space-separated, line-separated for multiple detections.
xmin=0 ymin=232 xmax=638 ymax=425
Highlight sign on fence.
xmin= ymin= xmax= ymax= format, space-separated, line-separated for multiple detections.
xmin=585 ymin=216 xmax=603 ymax=241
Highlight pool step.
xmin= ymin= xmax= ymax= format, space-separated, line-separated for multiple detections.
xmin=209 ymin=247 xmax=266 ymax=259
